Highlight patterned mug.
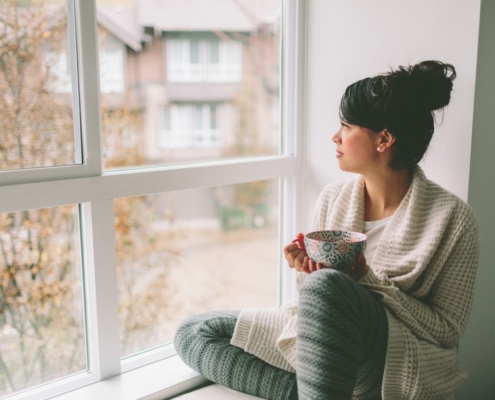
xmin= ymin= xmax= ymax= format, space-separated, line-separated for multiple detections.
xmin=303 ymin=230 xmax=367 ymax=272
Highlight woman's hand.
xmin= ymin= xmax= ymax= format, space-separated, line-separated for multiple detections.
xmin=344 ymin=254 xmax=369 ymax=281
xmin=283 ymin=233 xmax=311 ymax=274
xmin=284 ymin=234 xmax=369 ymax=279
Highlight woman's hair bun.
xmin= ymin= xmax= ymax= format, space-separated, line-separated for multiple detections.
xmin=377 ymin=60 xmax=457 ymax=112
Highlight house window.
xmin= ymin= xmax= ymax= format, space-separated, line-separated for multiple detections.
xmin=99 ymin=47 xmax=125 ymax=93
xmin=167 ymin=36 xmax=242 ymax=83
xmin=160 ymin=104 xmax=221 ymax=149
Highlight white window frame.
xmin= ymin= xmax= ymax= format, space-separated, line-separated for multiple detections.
xmin=0 ymin=0 xmax=307 ymax=398
xmin=0 ymin=0 xmax=102 ymax=187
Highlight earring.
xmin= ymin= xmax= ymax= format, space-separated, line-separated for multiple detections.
xmin=377 ymin=147 xmax=382 ymax=152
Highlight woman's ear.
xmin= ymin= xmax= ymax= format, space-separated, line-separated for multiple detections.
xmin=378 ymin=129 xmax=396 ymax=149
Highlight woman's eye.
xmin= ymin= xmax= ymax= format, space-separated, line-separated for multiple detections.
xmin=340 ymin=122 xmax=348 ymax=128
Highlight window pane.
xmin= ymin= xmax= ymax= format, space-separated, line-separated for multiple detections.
xmin=210 ymin=40 xmax=220 ymax=64
xmin=100 ymin=48 xmax=125 ymax=93
xmin=189 ymin=39 xmax=200 ymax=64
xmin=114 ymin=179 xmax=279 ymax=358
xmin=0 ymin=1 xmax=79 ymax=171
xmin=211 ymin=104 xmax=218 ymax=129
xmin=0 ymin=205 xmax=86 ymax=396
xmin=97 ymin=0 xmax=282 ymax=170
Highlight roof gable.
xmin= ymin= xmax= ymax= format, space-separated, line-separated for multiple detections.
xmin=97 ymin=7 xmax=143 ymax=51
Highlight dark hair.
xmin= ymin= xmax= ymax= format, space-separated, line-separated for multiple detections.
xmin=339 ymin=60 xmax=457 ymax=171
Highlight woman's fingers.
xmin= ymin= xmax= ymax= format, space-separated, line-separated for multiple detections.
xmin=287 ymin=249 xmax=309 ymax=272
xmin=283 ymin=242 xmax=298 ymax=255
xmin=294 ymin=250 xmax=306 ymax=270
xmin=284 ymin=234 xmax=311 ymax=272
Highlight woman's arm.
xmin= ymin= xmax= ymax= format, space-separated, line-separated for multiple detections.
xmin=359 ymin=214 xmax=479 ymax=349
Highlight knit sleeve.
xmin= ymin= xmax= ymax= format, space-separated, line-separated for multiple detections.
xmin=359 ymin=208 xmax=480 ymax=348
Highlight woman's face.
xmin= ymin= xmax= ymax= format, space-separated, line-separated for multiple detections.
xmin=332 ymin=117 xmax=380 ymax=174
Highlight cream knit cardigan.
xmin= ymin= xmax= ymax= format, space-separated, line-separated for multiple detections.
xmin=231 ymin=166 xmax=480 ymax=399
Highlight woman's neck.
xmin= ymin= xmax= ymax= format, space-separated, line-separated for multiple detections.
xmin=363 ymin=168 xmax=412 ymax=221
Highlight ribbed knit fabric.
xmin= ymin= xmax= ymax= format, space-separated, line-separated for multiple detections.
xmin=296 ymin=268 xmax=387 ymax=399
xmin=174 ymin=271 xmax=388 ymax=400
xmin=231 ymin=165 xmax=480 ymax=399
xmin=174 ymin=310 xmax=297 ymax=400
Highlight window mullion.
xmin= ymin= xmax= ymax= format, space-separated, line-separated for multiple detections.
xmin=279 ymin=0 xmax=308 ymax=304
xmin=76 ymin=0 xmax=104 ymax=176
xmin=82 ymin=200 xmax=121 ymax=379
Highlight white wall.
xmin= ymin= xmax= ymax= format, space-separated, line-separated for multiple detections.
xmin=303 ymin=1 xmax=494 ymax=398
xmin=303 ymin=0 xmax=480 ymax=225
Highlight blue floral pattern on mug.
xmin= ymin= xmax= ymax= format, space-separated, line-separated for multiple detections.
xmin=304 ymin=230 xmax=367 ymax=272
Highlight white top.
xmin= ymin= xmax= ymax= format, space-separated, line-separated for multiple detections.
xmin=363 ymin=216 xmax=393 ymax=262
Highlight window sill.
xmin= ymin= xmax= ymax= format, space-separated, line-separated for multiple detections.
xmin=52 ymin=356 xmax=208 ymax=400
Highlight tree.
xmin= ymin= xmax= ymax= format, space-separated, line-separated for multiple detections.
xmin=0 ymin=0 xmax=74 ymax=170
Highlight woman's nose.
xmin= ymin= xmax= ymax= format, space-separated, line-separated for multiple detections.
xmin=332 ymin=131 xmax=340 ymax=143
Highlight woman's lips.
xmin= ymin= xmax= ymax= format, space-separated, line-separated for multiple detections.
xmin=336 ymin=151 xmax=343 ymax=158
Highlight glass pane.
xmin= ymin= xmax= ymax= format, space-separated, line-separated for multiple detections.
xmin=189 ymin=39 xmax=200 ymax=64
xmin=100 ymin=48 xmax=125 ymax=93
xmin=211 ymin=104 xmax=218 ymax=129
xmin=0 ymin=205 xmax=86 ymax=396
xmin=97 ymin=0 xmax=282 ymax=170
xmin=114 ymin=179 xmax=279 ymax=358
xmin=210 ymin=40 xmax=220 ymax=64
xmin=0 ymin=1 xmax=79 ymax=171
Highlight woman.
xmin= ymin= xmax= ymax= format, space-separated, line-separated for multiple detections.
xmin=174 ymin=60 xmax=480 ymax=399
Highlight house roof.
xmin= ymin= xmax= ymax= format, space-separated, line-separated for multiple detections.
xmin=137 ymin=0 xmax=280 ymax=32
xmin=96 ymin=0 xmax=280 ymax=50
xmin=97 ymin=7 xmax=143 ymax=52
xmin=96 ymin=0 xmax=281 ymax=51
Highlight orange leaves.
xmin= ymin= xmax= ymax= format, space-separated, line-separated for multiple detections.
xmin=0 ymin=1 xmax=75 ymax=170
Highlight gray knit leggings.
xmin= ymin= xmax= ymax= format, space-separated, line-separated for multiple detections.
xmin=174 ymin=269 xmax=388 ymax=400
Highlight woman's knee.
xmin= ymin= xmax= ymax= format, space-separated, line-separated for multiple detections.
xmin=299 ymin=268 xmax=352 ymax=301
xmin=174 ymin=314 xmax=200 ymax=356
xmin=174 ymin=310 xmax=239 ymax=354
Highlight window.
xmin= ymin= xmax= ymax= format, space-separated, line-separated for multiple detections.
xmin=101 ymin=24 xmax=279 ymax=170
xmin=0 ymin=205 xmax=86 ymax=396
xmin=0 ymin=0 xmax=305 ymax=398
xmin=0 ymin=2 xmax=80 ymax=172
xmin=160 ymin=104 xmax=221 ymax=149
xmin=115 ymin=180 xmax=279 ymax=358
xmin=167 ymin=35 xmax=242 ymax=83
xmin=99 ymin=48 xmax=125 ymax=93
